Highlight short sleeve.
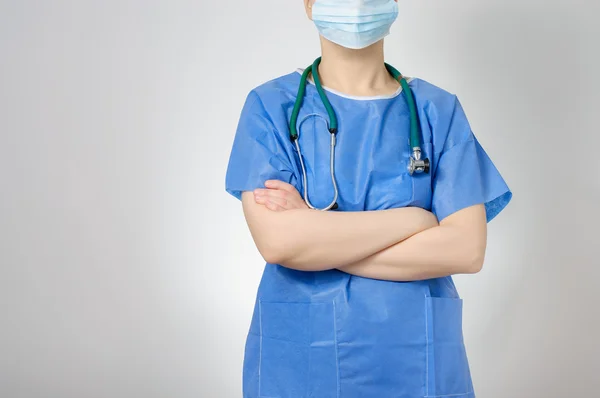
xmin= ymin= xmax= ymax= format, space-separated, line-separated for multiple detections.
xmin=225 ymin=91 xmax=297 ymax=201
xmin=431 ymin=97 xmax=512 ymax=223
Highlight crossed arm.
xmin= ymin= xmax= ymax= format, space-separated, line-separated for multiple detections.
xmin=241 ymin=180 xmax=487 ymax=282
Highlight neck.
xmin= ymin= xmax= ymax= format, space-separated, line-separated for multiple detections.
xmin=316 ymin=38 xmax=399 ymax=97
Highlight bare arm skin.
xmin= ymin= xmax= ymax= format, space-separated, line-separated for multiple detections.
xmin=248 ymin=180 xmax=487 ymax=279
xmin=241 ymin=182 xmax=438 ymax=272
xmin=338 ymin=204 xmax=488 ymax=281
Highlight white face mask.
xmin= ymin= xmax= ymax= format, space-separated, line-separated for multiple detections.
xmin=311 ymin=0 xmax=399 ymax=49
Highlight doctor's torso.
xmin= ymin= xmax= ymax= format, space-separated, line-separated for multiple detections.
xmin=256 ymin=70 xmax=436 ymax=213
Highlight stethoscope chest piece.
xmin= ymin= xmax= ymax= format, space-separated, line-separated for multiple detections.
xmin=408 ymin=148 xmax=430 ymax=175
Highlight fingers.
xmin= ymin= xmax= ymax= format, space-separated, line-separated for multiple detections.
xmin=263 ymin=198 xmax=285 ymax=212
xmin=254 ymin=185 xmax=307 ymax=211
xmin=254 ymin=187 xmax=289 ymax=201
xmin=264 ymin=179 xmax=297 ymax=193
xmin=254 ymin=181 xmax=308 ymax=211
xmin=254 ymin=188 xmax=291 ymax=212
xmin=254 ymin=194 xmax=289 ymax=210
xmin=254 ymin=195 xmax=287 ymax=212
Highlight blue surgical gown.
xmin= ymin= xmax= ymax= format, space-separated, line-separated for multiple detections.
xmin=225 ymin=70 xmax=512 ymax=398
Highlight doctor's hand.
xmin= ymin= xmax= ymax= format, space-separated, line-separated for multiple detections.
xmin=253 ymin=180 xmax=309 ymax=212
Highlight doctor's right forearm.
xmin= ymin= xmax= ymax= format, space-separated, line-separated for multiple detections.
xmin=276 ymin=207 xmax=437 ymax=270
xmin=243 ymin=195 xmax=438 ymax=271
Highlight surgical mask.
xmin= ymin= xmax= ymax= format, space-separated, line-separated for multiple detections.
xmin=311 ymin=0 xmax=399 ymax=50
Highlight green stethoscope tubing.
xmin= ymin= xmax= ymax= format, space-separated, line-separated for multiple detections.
xmin=385 ymin=63 xmax=421 ymax=152
xmin=290 ymin=57 xmax=421 ymax=148
xmin=289 ymin=57 xmax=429 ymax=211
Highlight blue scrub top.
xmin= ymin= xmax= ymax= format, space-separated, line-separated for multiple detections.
xmin=225 ymin=70 xmax=512 ymax=398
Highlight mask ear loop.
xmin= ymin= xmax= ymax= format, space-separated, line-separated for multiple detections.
xmin=295 ymin=113 xmax=339 ymax=211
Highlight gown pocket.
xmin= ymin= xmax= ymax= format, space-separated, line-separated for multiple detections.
xmin=258 ymin=300 xmax=338 ymax=398
xmin=425 ymin=297 xmax=474 ymax=398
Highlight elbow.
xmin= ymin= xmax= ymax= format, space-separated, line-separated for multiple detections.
xmin=260 ymin=248 xmax=280 ymax=265
xmin=263 ymin=247 xmax=303 ymax=269
xmin=256 ymin=233 xmax=296 ymax=266
xmin=250 ymin=222 xmax=302 ymax=268
xmin=457 ymin=234 xmax=486 ymax=274
xmin=262 ymin=249 xmax=290 ymax=266
xmin=465 ymin=253 xmax=485 ymax=274
xmin=261 ymin=250 xmax=303 ymax=270
xmin=257 ymin=239 xmax=287 ymax=265
xmin=243 ymin=193 xmax=297 ymax=265
xmin=463 ymin=247 xmax=486 ymax=274
xmin=258 ymin=239 xmax=311 ymax=271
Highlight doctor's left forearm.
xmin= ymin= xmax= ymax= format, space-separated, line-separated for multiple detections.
xmin=337 ymin=205 xmax=488 ymax=281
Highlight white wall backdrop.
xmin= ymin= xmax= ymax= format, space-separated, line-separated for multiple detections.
xmin=1 ymin=1 xmax=599 ymax=397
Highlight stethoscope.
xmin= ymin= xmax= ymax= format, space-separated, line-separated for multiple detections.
xmin=289 ymin=57 xmax=430 ymax=211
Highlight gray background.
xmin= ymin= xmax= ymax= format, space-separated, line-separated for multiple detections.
xmin=1 ymin=1 xmax=599 ymax=397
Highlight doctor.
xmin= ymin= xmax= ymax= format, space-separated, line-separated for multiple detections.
xmin=225 ymin=0 xmax=512 ymax=397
